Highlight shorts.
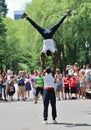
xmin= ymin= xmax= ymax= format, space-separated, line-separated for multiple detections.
xmin=76 ymin=82 xmax=80 ymax=90
xmin=18 ymin=85 xmax=25 ymax=94
xmin=35 ymin=87 xmax=43 ymax=97
xmin=56 ymin=84 xmax=62 ymax=91
xmin=80 ymin=81 xmax=86 ymax=87
xmin=64 ymin=87 xmax=69 ymax=93
xmin=70 ymin=87 xmax=76 ymax=94
xmin=8 ymin=92 xmax=14 ymax=96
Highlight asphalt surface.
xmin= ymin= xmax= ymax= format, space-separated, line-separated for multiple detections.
xmin=0 ymin=96 xmax=91 ymax=130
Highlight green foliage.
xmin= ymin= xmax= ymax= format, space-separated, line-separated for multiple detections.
xmin=1 ymin=0 xmax=91 ymax=72
xmin=0 ymin=0 xmax=7 ymax=70
xmin=26 ymin=0 xmax=91 ymax=69
xmin=0 ymin=0 xmax=7 ymax=16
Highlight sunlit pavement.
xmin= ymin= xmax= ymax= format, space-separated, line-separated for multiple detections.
xmin=0 ymin=93 xmax=91 ymax=130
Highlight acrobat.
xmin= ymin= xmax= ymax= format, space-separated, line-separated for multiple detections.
xmin=21 ymin=10 xmax=71 ymax=72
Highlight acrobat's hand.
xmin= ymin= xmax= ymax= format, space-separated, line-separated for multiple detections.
xmin=66 ymin=10 xmax=71 ymax=16
xmin=21 ymin=13 xmax=28 ymax=19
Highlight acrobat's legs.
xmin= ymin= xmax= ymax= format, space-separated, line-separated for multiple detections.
xmin=49 ymin=10 xmax=71 ymax=37
xmin=27 ymin=17 xmax=46 ymax=38
xmin=40 ymin=52 xmax=46 ymax=70
xmin=26 ymin=11 xmax=71 ymax=39
xmin=22 ymin=10 xmax=71 ymax=39
xmin=53 ymin=51 xmax=59 ymax=72
xmin=22 ymin=13 xmax=46 ymax=38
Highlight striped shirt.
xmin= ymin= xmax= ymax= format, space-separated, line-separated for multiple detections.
xmin=34 ymin=76 xmax=44 ymax=88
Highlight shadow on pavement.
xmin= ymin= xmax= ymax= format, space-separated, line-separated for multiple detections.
xmin=47 ymin=122 xmax=91 ymax=127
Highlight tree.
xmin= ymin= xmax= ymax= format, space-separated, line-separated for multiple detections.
xmin=25 ymin=0 xmax=91 ymax=70
xmin=0 ymin=0 xmax=7 ymax=71
xmin=2 ymin=0 xmax=91 ymax=73
xmin=0 ymin=0 xmax=7 ymax=16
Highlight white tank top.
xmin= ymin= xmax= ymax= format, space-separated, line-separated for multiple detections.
xmin=44 ymin=73 xmax=55 ymax=88
xmin=42 ymin=39 xmax=56 ymax=53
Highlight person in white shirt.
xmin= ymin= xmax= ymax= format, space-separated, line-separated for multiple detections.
xmin=21 ymin=10 xmax=71 ymax=71
xmin=43 ymin=67 xmax=57 ymax=124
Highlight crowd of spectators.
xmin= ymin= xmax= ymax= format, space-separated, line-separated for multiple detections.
xmin=0 ymin=63 xmax=91 ymax=102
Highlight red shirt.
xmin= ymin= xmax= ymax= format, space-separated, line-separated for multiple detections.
xmin=63 ymin=77 xmax=70 ymax=88
xmin=69 ymin=77 xmax=76 ymax=87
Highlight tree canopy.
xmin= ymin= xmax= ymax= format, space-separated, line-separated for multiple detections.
xmin=0 ymin=0 xmax=91 ymax=72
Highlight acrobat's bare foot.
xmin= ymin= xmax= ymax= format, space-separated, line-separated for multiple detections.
xmin=66 ymin=10 xmax=71 ymax=16
xmin=21 ymin=13 xmax=28 ymax=19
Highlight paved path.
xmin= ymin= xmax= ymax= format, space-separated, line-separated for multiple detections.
xmin=0 ymin=98 xmax=91 ymax=130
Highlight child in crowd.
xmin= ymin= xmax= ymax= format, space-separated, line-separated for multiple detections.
xmin=7 ymin=76 xmax=15 ymax=101
xmin=62 ymin=74 xmax=70 ymax=99
xmin=55 ymin=69 xmax=63 ymax=100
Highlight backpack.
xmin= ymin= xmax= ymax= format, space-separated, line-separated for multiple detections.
xmin=9 ymin=86 xmax=15 ymax=93
xmin=18 ymin=79 xmax=25 ymax=86
xmin=8 ymin=86 xmax=15 ymax=95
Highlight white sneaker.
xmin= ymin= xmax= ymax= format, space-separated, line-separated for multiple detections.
xmin=52 ymin=119 xmax=57 ymax=124
xmin=43 ymin=120 xmax=47 ymax=124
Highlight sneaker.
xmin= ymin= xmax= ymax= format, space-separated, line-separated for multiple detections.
xmin=52 ymin=119 xmax=57 ymax=124
xmin=4 ymin=99 xmax=8 ymax=102
xmin=66 ymin=10 xmax=71 ymax=16
xmin=57 ymin=98 xmax=60 ymax=101
xmin=17 ymin=99 xmax=20 ymax=101
xmin=22 ymin=99 xmax=26 ymax=101
xmin=21 ymin=13 xmax=28 ymax=19
xmin=43 ymin=120 xmax=47 ymax=124
xmin=34 ymin=101 xmax=37 ymax=104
